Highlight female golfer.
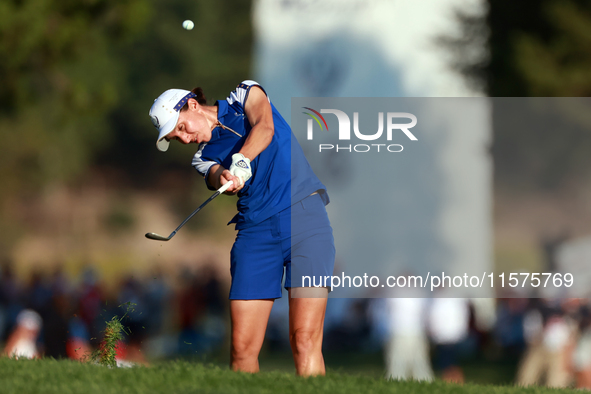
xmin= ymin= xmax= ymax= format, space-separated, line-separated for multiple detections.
xmin=149 ymin=81 xmax=335 ymax=376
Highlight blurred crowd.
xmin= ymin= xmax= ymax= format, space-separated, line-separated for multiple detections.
xmin=372 ymin=296 xmax=591 ymax=389
xmin=268 ymin=292 xmax=591 ymax=389
xmin=2 ymin=261 xmax=591 ymax=389
xmin=0 ymin=262 xmax=227 ymax=364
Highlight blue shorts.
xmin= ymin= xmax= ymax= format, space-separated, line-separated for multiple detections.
xmin=229 ymin=192 xmax=335 ymax=300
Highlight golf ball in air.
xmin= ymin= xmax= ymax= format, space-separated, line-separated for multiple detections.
xmin=182 ymin=20 xmax=194 ymax=30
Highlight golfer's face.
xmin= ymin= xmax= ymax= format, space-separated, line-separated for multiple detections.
xmin=167 ymin=107 xmax=211 ymax=145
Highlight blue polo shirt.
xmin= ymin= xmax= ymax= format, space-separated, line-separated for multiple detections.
xmin=192 ymin=80 xmax=328 ymax=229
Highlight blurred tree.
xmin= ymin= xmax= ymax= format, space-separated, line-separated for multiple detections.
xmin=492 ymin=0 xmax=591 ymax=97
xmin=0 ymin=0 xmax=151 ymax=199
xmin=0 ymin=0 xmax=253 ymax=254
xmin=0 ymin=0 xmax=254 ymax=196
xmin=443 ymin=0 xmax=591 ymax=189
xmin=0 ymin=0 xmax=152 ymax=252
xmin=95 ymin=0 xmax=254 ymax=188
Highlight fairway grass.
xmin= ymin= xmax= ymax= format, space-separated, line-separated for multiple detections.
xmin=0 ymin=358 xmax=579 ymax=394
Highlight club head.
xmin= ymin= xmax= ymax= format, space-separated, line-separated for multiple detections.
xmin=145 ymin=232 xmax=170 ymax=241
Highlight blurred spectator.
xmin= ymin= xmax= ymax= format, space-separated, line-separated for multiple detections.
xmin=66 ymin=316 xmax=92 ymax=361
xmin=27 ymin=271 xmax=52 ymax=312
xmin=117 ymin=276 xmax=149 ymax=364
xmin=573 ymin=301 xmax=591 ymax=389
xmin=144 ymin=268 xmax=171 ymax=336
xmin=516 ymin=299 xmax=576 ymax=388
xmin=50 ymin=266 xmax=72 ymax=297
xmin=0 ymin=263 xmax=24 ymax=342
xmin=118 ymin=276 xmax=148 ymax=341
xmin=0 ymin=266 xmax=6 ymax=341
xmin=365 ymin=298 xmax=390 ymax=353
xmin=324 ymin=299 xmax=371 ymax=352
xmin=41 ymin=267 xmax=74 ymax=358
xmin=197 ymin=266 xmax=227 ymax=353
xmin=494 ymin=298 xmax=528 ymax=355
xmin=76 ymin=267 xmax=105 ymax=345
xmin=201 ymin=266 xmax=225 ymax=316
xmin=41 ymin=292 xmax=70 ymax=359
xmin=200 ymin=267 xmax=226 ymax=351
xmin=3 ymin=309 xmax=42 ymax=359
xmin=323 ymin=298 xmax=353 ymax=351
xmin=428 ymin=298 xmax=470 ymax=383
xmin=175 ymin=265 xmax=226 ymax=355
xmin=266 ymin=292 xmax=290 ymax=351
xmin=176 ymin=268 xmax=206 ymax=355
xmin=384 ymin=297 xmax=433 ymax=381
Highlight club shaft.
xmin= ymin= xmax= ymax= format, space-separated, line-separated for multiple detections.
xmin=166 ymin=190 xmax=221 ymax=237
xmin=146 ymin=181 xmax=233 ymax=241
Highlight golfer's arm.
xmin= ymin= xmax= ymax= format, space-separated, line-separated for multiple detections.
xmin=240 ymin=86 xmax=274 ymax=161
xmin=207 ymin=164 xmax=225 ymax=190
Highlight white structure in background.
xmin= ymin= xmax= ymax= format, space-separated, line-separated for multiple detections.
xmin=253 ymin=0 xmax=487 ymax=99
xmin=253 ymin=0 xmax=492 ymax=298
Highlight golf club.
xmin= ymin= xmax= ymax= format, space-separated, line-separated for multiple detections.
xmin=145 ymin=181 xmax=234 ymax=241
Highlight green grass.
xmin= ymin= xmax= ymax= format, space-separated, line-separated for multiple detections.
xmin=0 ymin=358 xmax=580 ymax=394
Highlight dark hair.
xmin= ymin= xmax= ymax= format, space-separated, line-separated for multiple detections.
xmin=181 ymin=87 xmax=207 ymax=111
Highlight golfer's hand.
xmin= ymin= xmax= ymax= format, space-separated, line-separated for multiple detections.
xmin=220 ymin=170 xmax=243 ymax=195
xmin=228 ymin=153 xmax=252 ymax=186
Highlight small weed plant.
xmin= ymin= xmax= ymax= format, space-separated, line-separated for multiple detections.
xmin=91 ymin=302 xmax=135 ymax=367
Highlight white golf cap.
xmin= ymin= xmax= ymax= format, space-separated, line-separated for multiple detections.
xmin=149 ymin=89 xmax=197 ymax=152
xmin=16 ymin=309 xmax=42 ymax=331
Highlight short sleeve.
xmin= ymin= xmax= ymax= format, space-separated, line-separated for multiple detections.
xmin=192 ymin=143 xmax=216 ymax=179
xmin=225 ymin=80 xmax=270 ymax=109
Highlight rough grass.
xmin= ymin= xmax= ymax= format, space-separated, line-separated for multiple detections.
xmin=0 ymin=358 xmax=580 ymax=394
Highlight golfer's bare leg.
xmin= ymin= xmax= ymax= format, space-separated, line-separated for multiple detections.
xmin=288 ymin=288 xmax=328 ymax=376
xmin=230 ymin=299 xmax=274 ymax=373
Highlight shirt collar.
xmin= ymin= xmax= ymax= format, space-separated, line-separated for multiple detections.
xmin=209 ymin=100 xmax=228 ymax=141
xmin=216 ymin=100 xmax=228 ymax=120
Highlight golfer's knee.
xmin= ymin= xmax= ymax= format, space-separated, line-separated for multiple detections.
xmin=231 ymin=337 xmax=260 ymax=361
xmin=290 ymin=328 xmax=321 ymax=355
